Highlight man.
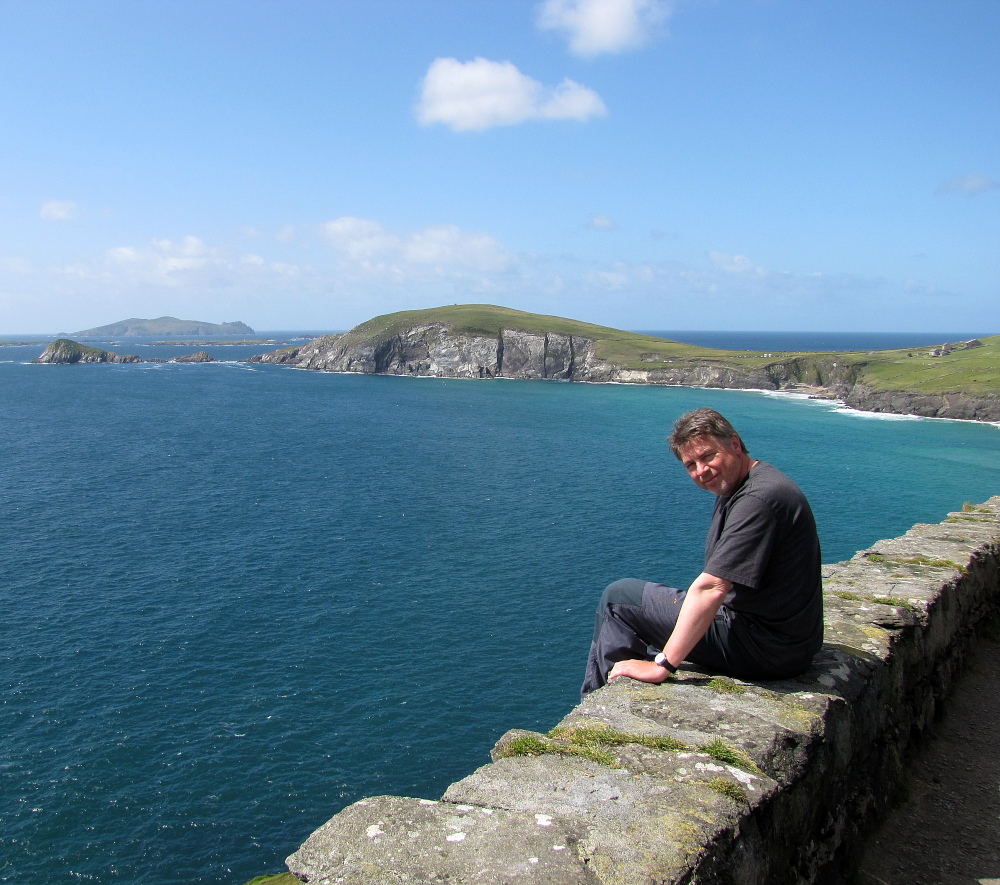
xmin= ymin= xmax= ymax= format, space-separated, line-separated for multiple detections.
xmin=581 ymin=407 xmax=823 ymax=696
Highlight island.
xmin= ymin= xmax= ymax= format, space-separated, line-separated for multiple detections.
xmin=249 ymin=304 xmax=1000 ymax=422
xmin=32 ymin=339 xmax=142 ymax=364
xmin=70 ymin=316 xmax=254 ymax=338
xmin=33 ymin=340 xmax=216 ymax=364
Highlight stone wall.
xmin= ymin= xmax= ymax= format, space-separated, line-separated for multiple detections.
xmin=286 ymin=498 xmax=1000 ymax=884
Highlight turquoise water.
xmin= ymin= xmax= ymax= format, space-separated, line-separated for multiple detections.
xmin=2 ymin=348 xmax=999 ymax=884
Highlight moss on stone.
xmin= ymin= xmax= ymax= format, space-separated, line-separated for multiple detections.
xmin=706 ymin=777 xmax=749 ymax=804
xmin=698 ymin=739 xmax=762 ymax=775
xmin=242 ymin=874 xmax=299 ymax=885
xmin=894 ymin=556 xmax=966 ymax=572
xmin=707 ymin=676 xmax=747 ymax=695
xmin=868 ymin=595 xmax=922 ymax=613
xmin=496 ymin=733 xmax=616 ymax=766
xmin=550 ymin=723 xmax=688 ymax=753
xmin=962 ymin=502 xmax=992 ymax=513
xmin=863 ymin=551 xmax=965 ymax=573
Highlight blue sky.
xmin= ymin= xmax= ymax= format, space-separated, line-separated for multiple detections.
xmin=1 ymin=0 xmax=997 ymax=333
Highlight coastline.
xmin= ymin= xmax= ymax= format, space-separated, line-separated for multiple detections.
xmin=244 ymin=306 xmax=1000 ymax=424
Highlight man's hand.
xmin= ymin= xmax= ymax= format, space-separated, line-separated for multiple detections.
xmin=608 ymin=659 xmax=672 ymax=684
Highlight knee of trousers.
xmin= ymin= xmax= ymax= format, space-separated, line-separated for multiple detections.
xmin=598 ymin=578 xmax=647 ymax=612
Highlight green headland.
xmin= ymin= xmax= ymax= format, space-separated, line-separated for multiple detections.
xmin=298 ymin=303 xmax=1000 ymax=400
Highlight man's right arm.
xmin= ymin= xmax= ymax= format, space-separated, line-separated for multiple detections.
xmin=660 ymin=571 xmax=731 ymax=667
xmin=608 ymin=571 xmax=731 ymax=684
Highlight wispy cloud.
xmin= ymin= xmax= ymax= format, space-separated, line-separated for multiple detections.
xmin=936 ymin=172 xmax=999 ymax=195
xmin=708 ymin=251 xmax=768 ymax=277
xmin=39 ymin=200 xmax=79 ymax=221
xmin=71 ymin=236 xmax=303 ymax=290
xmin=320 ymin=217 xmax=514 ymax=276
xmin=416 ymin=57 xmax=606 ymax=132
xmin=587 ymin=214 xmax=617 ymax=230
xmin=537 ymin=0 xmax=672 ymax=57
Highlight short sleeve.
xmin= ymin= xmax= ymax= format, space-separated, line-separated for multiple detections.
xmin=704 ymin=493 xmax=778 ymax=590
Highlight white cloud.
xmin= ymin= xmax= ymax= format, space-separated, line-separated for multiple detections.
xmin=416 ymin=57 xmax=606 ymax=132
xmin=404 ymin=225 xmax=512 ymax=272
xmin=40 ymin=200 xmax=78 ymax=221
xmin=321 ymin=216 xmax=513 ymax=276
xmin=89 ymin=236 xmax=307 ymax=293
xmin=587 ymin=214 xmax=617 ymax=230
xmin=937 ymin=172 xmax=999 ymax=195
xmin=321 ymin=217 xmax=401 ymax=260
xmin=537 ymin=0 xmax=671 ymax=57
xmin=708 ymin=251 xmax=768 ymax=277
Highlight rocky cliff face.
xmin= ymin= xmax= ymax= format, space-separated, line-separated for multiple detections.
xmin=33 ymin=339 xmax=142 ymax=364
xmin=249 ymin=324 xmax=1000 ymax=422
xmin=844 ymin=384 xmax=1000 ymax=421
xmin=250 ymin=323 xmax=794 ymax=389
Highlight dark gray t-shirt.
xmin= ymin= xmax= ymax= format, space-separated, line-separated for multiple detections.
xmin=704 ymin=461 xmax=823 ymax=675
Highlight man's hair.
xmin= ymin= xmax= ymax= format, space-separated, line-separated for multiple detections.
xmin=668 ymin=408 xmax=747 ymax=459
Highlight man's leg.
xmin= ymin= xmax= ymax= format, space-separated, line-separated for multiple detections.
xmin=581 ymin=580 xmax=686 ymax=697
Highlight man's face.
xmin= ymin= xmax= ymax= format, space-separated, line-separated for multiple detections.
xmin=677 ymin=434 xmax=748 ymax=497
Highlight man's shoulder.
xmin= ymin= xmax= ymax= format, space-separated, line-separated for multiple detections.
xmin=731 ymin=462 xmax=811 ymax=513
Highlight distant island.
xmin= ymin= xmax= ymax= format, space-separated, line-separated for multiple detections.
xmin=249 ymin=304 xmax=1000 ymax=422
xmin=70 ymin=317 xmax=255 ymax=338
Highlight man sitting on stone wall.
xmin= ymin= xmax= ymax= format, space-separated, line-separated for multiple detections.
xmin=582 ymin=407 xmax=823 ymax=697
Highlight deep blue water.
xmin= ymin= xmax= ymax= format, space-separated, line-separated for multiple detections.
xmin=1 ymin=343 xmax=999 ymax=885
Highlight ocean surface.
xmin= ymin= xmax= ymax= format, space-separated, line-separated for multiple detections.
xmin=2 ymin=334 xmax=999 ymax=885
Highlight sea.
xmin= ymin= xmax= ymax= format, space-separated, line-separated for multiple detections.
xmin=1 ymin=330 xmax=997 ymax=885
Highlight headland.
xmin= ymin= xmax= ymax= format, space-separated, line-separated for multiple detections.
xmin=249 ymin=304 xmax=1000 ymax=422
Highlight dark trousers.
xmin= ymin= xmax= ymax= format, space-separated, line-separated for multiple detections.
xmin=581 ymin=578 xmax=759 ymax=697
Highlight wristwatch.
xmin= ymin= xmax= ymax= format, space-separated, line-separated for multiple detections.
xmin=653 ymin=652 xmax=678 ymax=674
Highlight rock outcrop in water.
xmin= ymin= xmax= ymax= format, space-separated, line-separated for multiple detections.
xmin=171 ymin=350 xmax=215 ymax=363
xmin=33 ymin=339 xmax=142 ymax=364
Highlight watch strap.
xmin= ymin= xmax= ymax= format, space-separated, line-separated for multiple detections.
xmin=653 ymin=652 xmax=677 ymax=673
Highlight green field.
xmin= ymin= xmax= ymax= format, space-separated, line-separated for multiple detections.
xmin=340 ymin=304 xmax=999 ymax=396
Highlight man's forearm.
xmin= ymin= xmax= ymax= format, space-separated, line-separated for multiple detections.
xmin=661 ymin=572 xmax=730 ymax=667
xmin=608 ymin=572 xmax=730 ymax=685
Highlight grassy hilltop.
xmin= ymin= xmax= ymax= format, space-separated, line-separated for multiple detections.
xmin=344 ymin=304 xmax=999 ymax=397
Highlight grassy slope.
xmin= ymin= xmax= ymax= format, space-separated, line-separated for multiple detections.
xmin=851 ymin=336 xmax=1000 ymax=395
xmin=345 ymin=305 xmax=1000 ymax=397
xmin=50 ymin=338 xmax=114 ymax=359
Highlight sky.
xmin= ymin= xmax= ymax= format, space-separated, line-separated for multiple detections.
xmin=1 ymin=0 xmax=997 ymax=334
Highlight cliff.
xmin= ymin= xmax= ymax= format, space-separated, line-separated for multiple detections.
xmin=248 ymin=305 xmax=1000 ymax=421
xmin=33 ymin=339 xmax=142 ymax=364
xmin=285 ymin=498 xmax=1000 ymax=884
